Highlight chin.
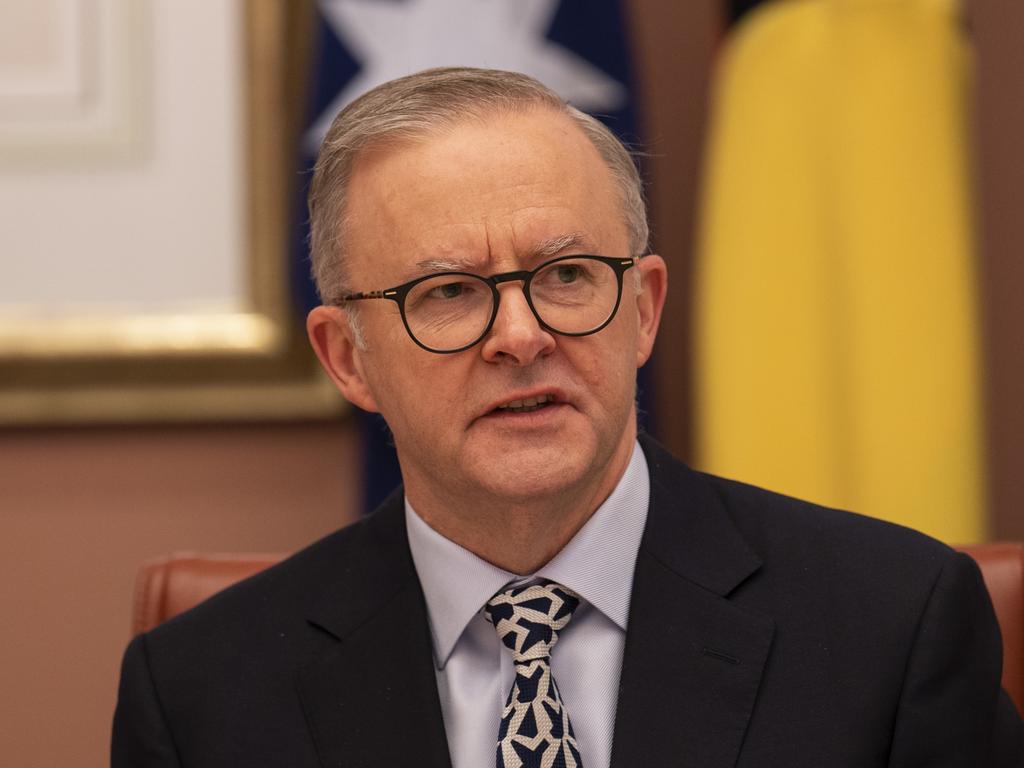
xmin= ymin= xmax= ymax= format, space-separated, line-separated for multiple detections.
xmin=463 ymin=439 xmax=596 ymax=501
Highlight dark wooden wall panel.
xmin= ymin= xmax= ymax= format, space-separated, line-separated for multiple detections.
xmin=625 ymin=0 xmax=722 ymax=462
xmin=973 ymin=0 xmax=1024 ymax=540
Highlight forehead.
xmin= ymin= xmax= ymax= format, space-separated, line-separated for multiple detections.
xmin=342 ymin=108 xmax=628 ymax=280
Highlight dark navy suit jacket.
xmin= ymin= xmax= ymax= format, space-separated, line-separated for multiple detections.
xmin=112 ymin=436 xmax=1023 ymax=766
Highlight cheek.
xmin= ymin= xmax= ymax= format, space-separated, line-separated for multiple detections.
xmin=368 ymin=356 xmax=466 ymax=433
xmin=600 ymin=310 xmax=641 ymax=372
xmin=569 ymin=338 xmax=637 ymax=412
xmin=600 ymin=333 xmax=642 ymax=410
xmin=357 ymin=348 xmax=420 ymax=426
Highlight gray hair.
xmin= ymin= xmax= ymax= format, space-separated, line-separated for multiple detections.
xmin=308 ymin=66 xmax=649 ymax=306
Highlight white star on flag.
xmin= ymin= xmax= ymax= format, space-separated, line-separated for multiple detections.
xmin=306 ymin=0 xmax=628 ymax=152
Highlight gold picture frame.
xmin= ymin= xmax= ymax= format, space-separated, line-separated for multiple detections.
xmin=0 ymin=0 xmax=343 ymax=425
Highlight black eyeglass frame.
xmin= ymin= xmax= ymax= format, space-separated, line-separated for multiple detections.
xmin=334 ymin=254 xmax=640 ymax=354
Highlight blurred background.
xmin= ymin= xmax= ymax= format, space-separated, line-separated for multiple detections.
xmin=1 ymin=0 xmax=1021 ymax=764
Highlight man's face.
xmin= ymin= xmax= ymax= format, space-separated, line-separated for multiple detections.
xmin=311 ymin=108 xmax=665 ymax=509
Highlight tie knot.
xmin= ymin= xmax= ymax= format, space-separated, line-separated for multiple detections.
xmin=484 ymin=581 xmax=581 ymax=662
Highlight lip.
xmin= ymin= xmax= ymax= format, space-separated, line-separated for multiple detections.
xmin=476 ymin=387 xmax=569 ymax=420
xmin=477 ymin=401 xmax=570 ymax=429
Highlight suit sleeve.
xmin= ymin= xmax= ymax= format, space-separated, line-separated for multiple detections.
xmin=888 ymin=552 xmax=1023 ymax=767
xmin=111 ymin=633 xmax=182 ymax=768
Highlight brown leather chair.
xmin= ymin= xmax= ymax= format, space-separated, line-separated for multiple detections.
xmin=131 ymin=544 xmax=1024 ymax=710
xmin=131 ymin=552 xmax=284 ymax=636
xmin=958 ymin=543 xmax=1024 ymax=710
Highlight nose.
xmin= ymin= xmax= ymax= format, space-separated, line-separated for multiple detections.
xmin=479 ymin=283 xmax=556 ymax=365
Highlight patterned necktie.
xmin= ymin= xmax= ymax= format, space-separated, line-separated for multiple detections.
xmin=484 ymin=582 xmax=584 ymax=768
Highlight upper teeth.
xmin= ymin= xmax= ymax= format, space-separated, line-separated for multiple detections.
xmin=498 ymin=394 xmax=554 ymax=410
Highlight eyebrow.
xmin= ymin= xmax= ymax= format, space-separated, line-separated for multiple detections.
xmin=529 ymin=232 xmax=590 ymax=262
xmin=410 ymin=233 xmax=593 ymax=277
xmin=413 ymin=256 xmax=477 ymax=273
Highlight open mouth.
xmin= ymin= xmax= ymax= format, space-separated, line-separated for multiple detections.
xmin=494 ymin=393 xmax=556 ymax=414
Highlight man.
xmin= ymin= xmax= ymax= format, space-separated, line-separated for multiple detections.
xmin=113 ymin=68 xmax=1022 ymax=767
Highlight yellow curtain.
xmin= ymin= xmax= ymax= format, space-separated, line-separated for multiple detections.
xmin=694 ymin=0 xmax=986 ymax=543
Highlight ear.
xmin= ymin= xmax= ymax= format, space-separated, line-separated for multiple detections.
xmin=306 ymin=306 xmax=381 ymax=413
xmin=634 ymin=254 xmax=668 ymax=367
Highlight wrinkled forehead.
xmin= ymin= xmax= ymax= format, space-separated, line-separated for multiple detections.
xmin=340 ymin=108 xmax=628 ymax=281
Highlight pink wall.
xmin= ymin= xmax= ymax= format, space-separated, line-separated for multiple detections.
xmin=0 ymin=421 xmax=361 ymax=767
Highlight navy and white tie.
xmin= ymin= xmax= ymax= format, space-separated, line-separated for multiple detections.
xmin=484 ymin=582 xmax=584 ymax=768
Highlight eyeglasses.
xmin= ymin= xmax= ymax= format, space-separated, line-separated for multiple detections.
xmin=334 ymin=254 xmax=638 ymax=354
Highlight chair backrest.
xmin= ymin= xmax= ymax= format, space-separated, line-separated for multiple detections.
xmin=131 ymin=552 xmax=284 ymax=636
xmin=131 ymin=544 xmax=1024 ymax=710
xmin=957 ymin=543 xmax=1024 ymax=711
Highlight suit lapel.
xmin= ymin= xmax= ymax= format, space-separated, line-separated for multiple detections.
xmin=295 ymin=495 xmax=452 ymax=768
xmin=610 ymin=438 xmax=775 ymax=768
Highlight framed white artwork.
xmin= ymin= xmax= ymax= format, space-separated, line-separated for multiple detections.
xmin=0 ymin=0 xmax=343 ymax=423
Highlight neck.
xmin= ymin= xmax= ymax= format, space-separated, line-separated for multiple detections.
xmin=404 ymin=434 xmax=636 ymax=575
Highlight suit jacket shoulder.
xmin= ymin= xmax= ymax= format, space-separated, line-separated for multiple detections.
xmin=627 ymin=434 xmax=1022 ymax=767
xmin=113 ymin=489 xmax=451 ymax=768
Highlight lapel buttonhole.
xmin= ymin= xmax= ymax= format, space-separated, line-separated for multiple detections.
xmin=702 ymin=646 xmax=740 ymax=665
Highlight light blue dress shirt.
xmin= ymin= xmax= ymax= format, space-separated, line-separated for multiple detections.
xmin=405 ymin=441 xmax=650 ymax=768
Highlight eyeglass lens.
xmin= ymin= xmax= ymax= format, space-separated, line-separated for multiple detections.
xmin=404 ymin=257 xmax=621 ymax=352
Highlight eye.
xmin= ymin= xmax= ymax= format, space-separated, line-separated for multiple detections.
xmin=425 ymin=279 xmax=481 ymax=300
xmin=555 ymin=265 xmax=581 ymax=284
xmin=435 ymin=281 xmax=464 ymax=299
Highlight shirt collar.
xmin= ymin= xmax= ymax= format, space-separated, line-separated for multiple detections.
xmin=405 ymin=441 xmax=650 ymax=669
